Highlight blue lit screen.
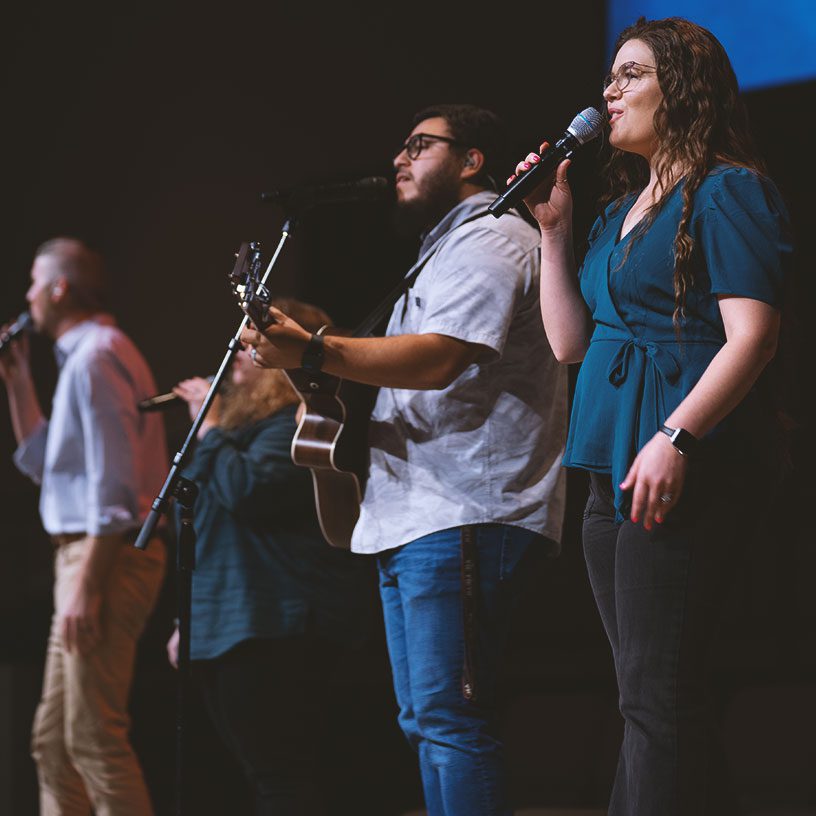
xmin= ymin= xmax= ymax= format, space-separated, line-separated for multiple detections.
xmin=607 ymin=1 xmax=816 ymax=91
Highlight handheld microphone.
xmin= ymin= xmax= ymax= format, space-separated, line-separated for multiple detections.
xmin=260 ymin=175 xmax=391 ymax=209
xmin=0 ymin=312 xmax=33 ymax=354
xmin=137 ymin=391 xmax=184 ymax=412
xmin=488 ymin=108 xmax=605 ymax=218
xmin=138 ymin=375 xmax=216 ymax=412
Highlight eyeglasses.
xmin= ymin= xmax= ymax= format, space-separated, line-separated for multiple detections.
xmin=603 ymin=61 xmax=657 ymax=94
xmin=397 ymin=133 xmax=460 ymax=160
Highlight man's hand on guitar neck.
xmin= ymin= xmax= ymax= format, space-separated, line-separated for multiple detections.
xmin=240 ymin=305 xmax=483 ymax=391
xmin=241 ymin=306 xmax=313 ymax=370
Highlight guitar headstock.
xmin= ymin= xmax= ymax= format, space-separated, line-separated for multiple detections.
xmin=228 ymin=242 xmax=275 ymax=330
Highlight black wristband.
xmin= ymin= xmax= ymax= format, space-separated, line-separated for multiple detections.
xmin=301 ymin=333 xmax=325 ymax=373
xmin=660 ymin=424 xmax=698 ymax=456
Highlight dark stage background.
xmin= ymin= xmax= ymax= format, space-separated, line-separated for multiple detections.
xmin=1 ymin=3 xmax=814 ymax=814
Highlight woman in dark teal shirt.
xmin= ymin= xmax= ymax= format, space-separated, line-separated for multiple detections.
xmin=514 ymin=17 xmax=791 ymax=816
xmin=167 ymin=300 xmax=373 ymax=815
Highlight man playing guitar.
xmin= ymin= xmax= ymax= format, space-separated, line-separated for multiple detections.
xmin=241 ymin=104 xmax=567 ymax=816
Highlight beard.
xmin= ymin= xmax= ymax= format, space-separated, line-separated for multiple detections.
xmin=391 ymin=160 xmax=462 ymax=238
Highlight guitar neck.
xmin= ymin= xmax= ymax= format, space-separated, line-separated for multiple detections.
xmin=245 ymin=299 xmax=275 ymax=331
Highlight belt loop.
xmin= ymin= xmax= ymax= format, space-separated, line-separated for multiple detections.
xmin=460 ymin=524 xmax=480 ymax=702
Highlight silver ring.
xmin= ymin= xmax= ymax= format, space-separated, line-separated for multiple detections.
xmin=250 ymin=347 xmax=258 ymax=363
xmin=659 ymin=493 xmax=673 ymax=504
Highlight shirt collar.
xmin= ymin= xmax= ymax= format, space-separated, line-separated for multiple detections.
xmin=419 ymin=190 xmax=497 ymax=256
xmin=54 ymin=314 xmax=115 ymax=367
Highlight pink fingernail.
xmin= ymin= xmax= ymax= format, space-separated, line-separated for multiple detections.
xmin=522 ymin=162 xmax=530 ymax=169
xmin=531 ymin=155 xmax=540 ymax=162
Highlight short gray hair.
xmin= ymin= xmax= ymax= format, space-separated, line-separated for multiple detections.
xmin=35 ymin=237 xmax=109 ymax=312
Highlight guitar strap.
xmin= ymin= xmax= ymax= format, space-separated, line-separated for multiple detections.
xmin=353 ymin=206 xmax=524 ymax=701
xmin=352 ymin=209 xmax=500 ymax=338
xmin=460 ymin=524 xmax=480 ymax=702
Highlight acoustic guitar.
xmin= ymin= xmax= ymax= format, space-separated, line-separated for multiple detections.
xmin=228 ymin=213 xmax=489 ymax=547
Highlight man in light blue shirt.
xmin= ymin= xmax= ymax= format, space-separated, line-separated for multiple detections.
xmin=1 ymin=238 xmax=167 ymax=816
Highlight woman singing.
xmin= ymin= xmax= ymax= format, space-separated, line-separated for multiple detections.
xmin=514 ymin=17 xmax=792 ymax=815
xmin=166 ymin=299 xmax=372 ymax=815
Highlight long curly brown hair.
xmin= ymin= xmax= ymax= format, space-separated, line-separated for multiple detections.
xmin=602 ymin=17 xmax=765 ymax=328
xmin=219 ymin=298 xmax=332 ymax=430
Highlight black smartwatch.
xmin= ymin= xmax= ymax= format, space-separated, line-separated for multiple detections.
xmin=660 ymin=424 xmax=698 ymax=456
xmin=301 ymin=333 xmax=325 ymax=374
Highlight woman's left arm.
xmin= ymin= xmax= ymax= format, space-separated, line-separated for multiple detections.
xmin=622 ymin=295 xmax=780 ymax=529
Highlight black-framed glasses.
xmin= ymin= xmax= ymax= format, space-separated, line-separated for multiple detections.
xmin=397 ymin=133 xmax=460 ymax=160
xmin=603 ymin=60 xmax=657 ymax=94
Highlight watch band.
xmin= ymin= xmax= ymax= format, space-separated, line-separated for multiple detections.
xmin=660 ymin=424 xmax=698 ymax=456
xmin=301 ymin=333 xmax=325 ymax=373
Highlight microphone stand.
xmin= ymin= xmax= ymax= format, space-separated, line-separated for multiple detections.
xmin=134 ymin=216 xmax=297 ymax=816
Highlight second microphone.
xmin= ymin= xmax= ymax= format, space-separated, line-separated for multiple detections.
xmin=489 ymin=107 xmax=604 ymax=218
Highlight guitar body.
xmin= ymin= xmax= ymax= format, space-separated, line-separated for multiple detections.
xmin=286 ymin=357 xmax=378 ymax=549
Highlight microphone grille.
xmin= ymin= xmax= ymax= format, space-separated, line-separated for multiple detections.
xmin=567 ymin=107 xmax=605 ymax=144
xmin=355 ymin=175 xmax=392 ymax=202
xmin=361 ymin=176 xmax=390 ymax=188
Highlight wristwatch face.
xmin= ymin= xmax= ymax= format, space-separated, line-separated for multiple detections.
xmin=672 ymin=428 xmax=696 ymax=455
xmin=674 ymin=428 xmax=697 ymax=453
xmin=661 ymin=424 xmax=697 ymax=456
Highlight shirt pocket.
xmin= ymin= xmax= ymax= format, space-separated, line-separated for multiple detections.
xmin=395 ymin=282 xmax=429 ymax=335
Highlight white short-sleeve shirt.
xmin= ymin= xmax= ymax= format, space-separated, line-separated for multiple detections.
xmin=350 ymin=191 xmax=568 ymax=555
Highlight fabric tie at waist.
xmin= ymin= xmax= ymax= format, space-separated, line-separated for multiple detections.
xmin=606 ymin=338 xmax=681 ymax=387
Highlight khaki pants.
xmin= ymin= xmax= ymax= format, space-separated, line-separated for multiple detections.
xmin=31 ymin=536 xmax=166 ymax=816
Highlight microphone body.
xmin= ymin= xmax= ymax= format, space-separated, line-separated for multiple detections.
xmin=0 ymin=312 xmax=33 ymax=354
xmin=137 ymin=391 xmax=184 ymax=412
xmin=489 ymin=107 xmax=605 ymax=218
xmin=261 ymin=176 xmax=391 ymax=209
xmin=138 ymin=375 xmax=216 ymax=412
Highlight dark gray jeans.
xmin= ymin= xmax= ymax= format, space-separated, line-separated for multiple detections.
xmin=582 ymin=458 xmax=751 ymax=816
xmin=194 ymin=636 xmax=339 ymax=816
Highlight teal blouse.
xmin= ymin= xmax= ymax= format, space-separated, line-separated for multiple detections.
xmin=562 ymin=165 xmax=792 ymax=518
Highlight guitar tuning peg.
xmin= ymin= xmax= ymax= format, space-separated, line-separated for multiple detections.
xmin=234 ymin=252 xmax=239 ymax=259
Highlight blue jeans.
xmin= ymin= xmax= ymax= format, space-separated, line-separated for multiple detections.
xmin=378 ymin=524 xmax=540 ymax=816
